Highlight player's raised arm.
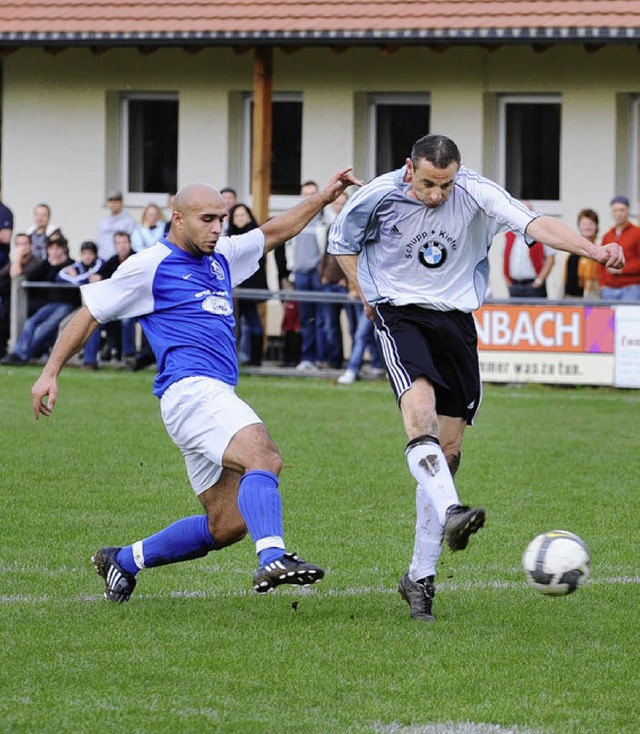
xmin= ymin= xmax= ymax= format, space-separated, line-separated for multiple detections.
xmin=31 ymin=306 xmax=99 ymax=420
xmin=526 ymin=215 xmax=625 ymax=269
xmin=260 ymin=167 xmax=361 ymax=253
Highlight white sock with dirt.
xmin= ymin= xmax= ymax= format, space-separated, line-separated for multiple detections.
xmin=409 ymin=484 xmax=443 ymax=582
xmin=405 ymin=435 xmax=459 ymax=525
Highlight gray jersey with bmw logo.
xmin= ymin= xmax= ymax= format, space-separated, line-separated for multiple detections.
xmin=328 ymin=165 xmax=538 ymax=313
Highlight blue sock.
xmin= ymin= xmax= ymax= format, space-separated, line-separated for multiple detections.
xmin=237 ymin=470 xmax=286 ymax=566
xmin=115 ymin=515 xmax=217 ymax=575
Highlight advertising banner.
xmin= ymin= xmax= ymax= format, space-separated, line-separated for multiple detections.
xmin=474 ymin=304 xmax=616 ymax=386
xmin=614 ymin=305 xmax=640 ymax=388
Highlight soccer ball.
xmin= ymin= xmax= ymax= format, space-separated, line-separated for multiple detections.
xmin=522 ymin=530 xmax=590 ymax=596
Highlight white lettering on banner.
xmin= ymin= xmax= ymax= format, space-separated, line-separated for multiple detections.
xmin=476 ymin=310 xmax=581 ymax=349
xmin=478 ymin=310 xmax=509 ymax=346
xmin=555 ymin=313 xmax=581 ymax=346
xmin=512 ymin=312 xmax=538 ymax=346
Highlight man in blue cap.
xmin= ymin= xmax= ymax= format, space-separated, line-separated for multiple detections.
xmin=599 ymin=195 xmax=640 ymax=301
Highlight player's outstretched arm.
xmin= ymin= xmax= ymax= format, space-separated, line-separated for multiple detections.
xmin=526 ymin=215 xmax=625 ymax=269
xmin=31 ymin=306 xmax=99 ymax=420
xmin=260 ymin=167 xmax=362 ymax=253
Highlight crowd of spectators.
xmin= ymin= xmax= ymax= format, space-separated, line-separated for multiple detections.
xmin=2 ymin=187 xmax=637 ymax=373
xmin=2 ymin=233 xmax=79 ymax=365
xmin=0 ymin=192 xmax=159 ymax=368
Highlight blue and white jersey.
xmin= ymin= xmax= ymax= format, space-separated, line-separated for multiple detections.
xmin=81 ymin=230 xmax=264 ymax=397
xmin=328 ymin=165 xmax=539 ymax=312
xmin=57 ymin=258 xmax=105 ymax=286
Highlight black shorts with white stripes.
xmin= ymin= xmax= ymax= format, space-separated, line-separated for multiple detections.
xmin=374 ymin=303 xmax=481 ymax=424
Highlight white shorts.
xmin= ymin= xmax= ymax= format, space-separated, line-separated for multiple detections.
xmin=160 ymin=376 xmax=262 ymax=495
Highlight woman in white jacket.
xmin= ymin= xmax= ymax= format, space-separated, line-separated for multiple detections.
xmin=131 ymin=203 xmax=166 ymax=252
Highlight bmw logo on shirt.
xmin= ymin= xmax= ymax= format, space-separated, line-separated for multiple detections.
xmin=418 ymin=242 xmax=447 ymax=269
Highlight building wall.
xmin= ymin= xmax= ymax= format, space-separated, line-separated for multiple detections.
xmin=2 ymin=43 xmax=639 ymax=299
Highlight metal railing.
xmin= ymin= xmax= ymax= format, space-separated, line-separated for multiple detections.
xmin=9 ymin=276 xmax=638 ymax=350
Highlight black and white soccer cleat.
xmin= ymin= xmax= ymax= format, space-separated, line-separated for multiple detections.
xmin=253 ymin=552 xmax=324 ymax=593
xmin=91 ymin=546 xmax=137 ymax=603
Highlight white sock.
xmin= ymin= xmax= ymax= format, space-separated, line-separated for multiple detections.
xmin=409 ymin=484 xmax=443 ymax=582
xmin=405 ymin=440 xmax=459 ymax=524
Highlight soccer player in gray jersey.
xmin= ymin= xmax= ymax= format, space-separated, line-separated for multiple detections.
xmin=328 ymin=134 xmax=624 ymax=622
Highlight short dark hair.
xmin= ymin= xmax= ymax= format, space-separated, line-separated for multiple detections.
xmin=220 ymin=187 xmax=237 ymax=197
xmin=47 ymin=232 xmax=67 ymax=246
xmin=15 ymin=232 xmax=32 ymax=243
xmin=114 ymin=231 xmax=131 ymax=242
xmin=411 ymin=134 xmax=461 ymax=170
xmin=80 ymin=240 xmax=98 ymax=253
xmin=577 ymin=208 xmax=599 ymax=229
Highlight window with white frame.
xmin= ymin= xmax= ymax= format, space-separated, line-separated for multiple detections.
xmin=497 ymin=94 xmax=561 ymax=212
xmin=121 ymin=93 xmax=178 ymax=202
xmin=367 ymin=94 xmax=430 ymax=179
xmin=241 ymin=93 xmax=302 ymax=208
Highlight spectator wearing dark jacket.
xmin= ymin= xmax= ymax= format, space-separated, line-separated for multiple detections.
xmin=0 ymin=233 xmax=41 ymax=358
xmin=1 ymin=234 xmax=78 ymax=365
xmin=230 ymin=204 xmax=267 ymax=366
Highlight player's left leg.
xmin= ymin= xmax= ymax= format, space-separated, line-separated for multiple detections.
xmin=435 ymin=414 xmax=485 ymax=550
xmin=438 ymin=415 xmax=465 ymax=477
xmin=92 ymin=470 xmax=245 ymax=603
xmin=93 ymin=377 xmax=260 ymax=603
xmin=400 ymin=378 xmax=463 ymax=527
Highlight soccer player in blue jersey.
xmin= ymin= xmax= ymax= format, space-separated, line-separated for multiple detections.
xmin=329 ymin=134 xmax=625 ymax=622
xmin=31 ymin=167 xmax=360 ymax=602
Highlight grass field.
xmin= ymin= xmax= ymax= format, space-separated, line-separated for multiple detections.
xmin=1 ymin=367 xmax=639 ymax=733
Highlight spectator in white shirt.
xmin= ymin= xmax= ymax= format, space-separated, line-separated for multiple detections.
xmin=97 ymin=191 xmax=136 ymax=260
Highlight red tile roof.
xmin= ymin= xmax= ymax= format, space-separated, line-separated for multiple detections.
xmin=1 ymin=1 xmax=639 ymax=44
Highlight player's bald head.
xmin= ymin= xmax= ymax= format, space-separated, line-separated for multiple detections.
xmin=174 ymin=182 xmax=224 ymax=213
xmin=168 ymin=182 xmax=228 ymax=256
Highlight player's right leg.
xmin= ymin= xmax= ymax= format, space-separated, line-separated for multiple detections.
xmin=398 ymin=485 xmax=439 ymax=621
xmin=222 ymin=422 xmax=324 ymax=593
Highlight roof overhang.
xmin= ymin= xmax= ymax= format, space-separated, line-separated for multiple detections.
xmin=1 ymin=26 xmax=640 ymax=49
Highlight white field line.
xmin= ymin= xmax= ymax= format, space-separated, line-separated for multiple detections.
xmin=373 ymin=724 xmax=545 ymax=734
xmin=1 ymin=574 xmax=638 ymax=605
xmin=372 ymin=724 xmax=545 ymax=734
